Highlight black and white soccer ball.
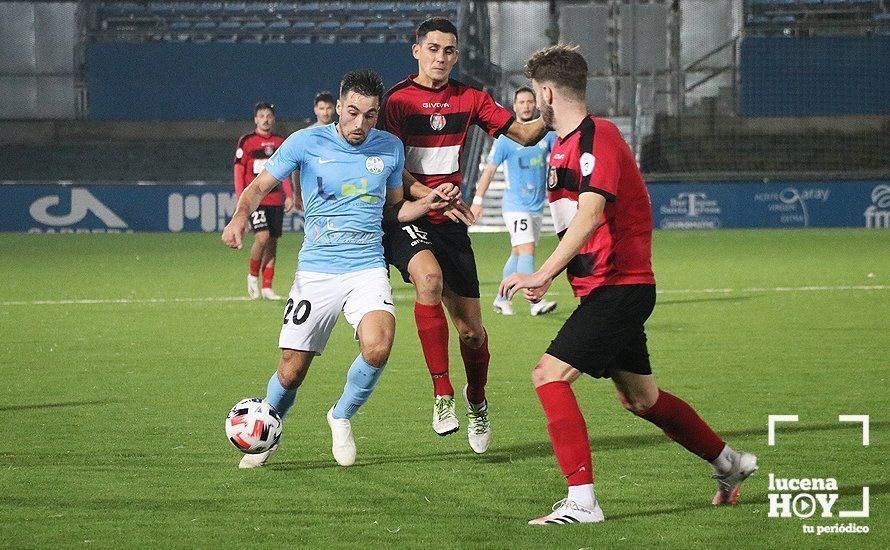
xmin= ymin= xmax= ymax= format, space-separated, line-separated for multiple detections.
xmin=225 ymin=398 xmax=282 ymax=454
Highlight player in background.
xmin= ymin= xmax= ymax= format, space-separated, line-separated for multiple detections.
xmin=311 ymin=91 xmax=335 ymax=127
xmin=471 ymin=87 xmax=558 ymax=317
xmin=500 ymin=45 xmax=757 ymax=525
xmin=222 ymin=70 xmax=454 ymax=469
xmin=380 ymin=17 xmax=550 ymax=453
xmin=234 ymin=102 xmax=295 ymax=300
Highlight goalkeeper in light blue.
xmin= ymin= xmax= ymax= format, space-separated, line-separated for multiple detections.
xmin=222 ymin=70 xmax=464 ymax=468
xmin=470 ymin=87 xmax=558 ymax=316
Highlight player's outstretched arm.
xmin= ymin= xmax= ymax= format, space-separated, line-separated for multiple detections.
xmin=470 ymin=163 xmax=498 ymax=222
xmin=504 ymin=117 xmax=548 ymax=147
xmin=499 ymin=192 xmax=606 ymax=301
xmin=385 ymin=186 xmax=452 ymax=223
xmin=399 ymin=169 xmax=474 ymax=225
xmin=221 ymin=170 xmax=283 ymax=249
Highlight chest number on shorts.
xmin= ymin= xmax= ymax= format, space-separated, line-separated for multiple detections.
xmin=513 ymin=218 xmax=528 ymax=232
xmin=283 ymin=298 xmax=312 ymax=325
xmin=251 ymin=210 xmax=267 ymax=225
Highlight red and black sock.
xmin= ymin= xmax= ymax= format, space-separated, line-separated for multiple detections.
xmin=536 ymin=381 xmax=593 ymax=486
xmin=414 ymin=302 xmax=453 ymax=396
xmin=460 ymin=331 xmax=489 ymax=405
xmin=635 ymin=390 xmax=725 ymax=461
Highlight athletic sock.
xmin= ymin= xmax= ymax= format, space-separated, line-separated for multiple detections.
xmin=262 ymin=265 xmax=275 ymax=288
xmin=567 ymin=483 xmax=596 ymax=509
xmin=635 ymin=389 xmax=726 ymax=462
xmin=498 ymin=254 xmax=519 ymax=301
xmin=414 ymin=302 xmax=453 ymax=397
xmin=517 ymin=253 xmax=535 ymax=274
xmin=710 ymin=443 xmax=735 ymax=474
xmin=460 ymin=331 xmax=490 ymax=405
xmin=265 ymin=371 xmax=297 ymax=420
xmin=332 ymin=354 xmax=385 ymax=420
xmin=536 ymin=381 xmax=593 ymax=486
xmin=249 ymin=259 xmax=262 ymax=277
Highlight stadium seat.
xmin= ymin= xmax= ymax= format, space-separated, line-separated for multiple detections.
xmin=290 ymin=35 xmax=312 ymax=43
xmin=217 ymin=35 xmax=238 ymax=43
xmin=343 ymin=21 xmax=366 ymax=30
xmin=318 ymin=20 xmax=340 ymax=30
xmin=193 ymin=21 xmax=218 ymax=30
xmin=292 ymin=21 xmax=315 ymax=30
xmin=367 ymin=21 xmax=390 ymax=30
xmin=268 ymin=20 xmax=290 ymax=30
xmin=219 ymin=21 xmax=241 ymax=30
xmin=341 ymin=36 xmax=362 ymax=43
xmin=294 ymin=2 xmax=320 ymax=13
xmin=392 ymin=20 xmax=416 ymax=30
xmin=371 ymin=2 xmax=396 ymax=13
xmin=169 ymin=20 xmax=191 ymax=30
xmin=364 ymin=35 xmax=386 ymax=43
xmin=747 ymin=14 xmax=771 ymax=24
xmin=223 ymin=2 xmax=247 ymax=14
xmin=772 ymin=15 xmax=797 ymax=24
xmin=242 ymin=21 xmax=267 ymax=30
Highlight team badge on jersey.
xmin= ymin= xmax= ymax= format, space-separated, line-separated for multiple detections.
xmin=366 ymin=156 xmax=384 ymax=175
xmin=429 ymin=113 xmax=446 ymax=131
xmin=547 ymin=166 xmax=558 ymax=189
xmin=580 ymin=152 xmax=595 ymax=177
xmin=264 ymin=145 xmax=275 ymax=156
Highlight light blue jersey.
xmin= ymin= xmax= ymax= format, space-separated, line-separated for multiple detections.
xmin=487 ymin=132 xmax=556 ymax=213
xmin=264 ymin=124 xmax=405 ymax=274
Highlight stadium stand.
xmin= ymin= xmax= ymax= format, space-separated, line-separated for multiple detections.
xmin=89 ymin=1 xmax=459 ymax=44
xmin=745 ymin=0 xmax=890 ymax=36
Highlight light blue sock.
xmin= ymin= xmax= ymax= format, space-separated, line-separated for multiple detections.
xmin=265 ymin=371 xmax=297 ymax=420
xmin=332 ymin=354 xmax=385 ymax=420
xmin=498 ymin=254 xmax=519 ymax=302
xmin=518 ymin=253 xmax=537 ymax=311
xmin=517 ymin=253 xmax=535 ymax=275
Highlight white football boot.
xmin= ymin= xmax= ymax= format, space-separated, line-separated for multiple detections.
xmin=712 ymin=450 xmax=758 ymax=505
xmin=247 ymin=274 xmax=261 ymax=299
xmin=530 ymin=299 xmax=557 ymax=316
xmin=432 ymin=395 xmax=459 ymax=436
xmin=261 ymin=287 xmax=283 ymax=300
xmin=326 ymin=406 xmax=356 ymax=467
xmin=528 ymin=498 xmax=605 ymax=525
xmin=238 ymin=442 xmax=279 ymax=469
xmin=492 ymin=299 xmax=515 ymax=316
xmin=462 ymin=385 xmax=491 ymax=454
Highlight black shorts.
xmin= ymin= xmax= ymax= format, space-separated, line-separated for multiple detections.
xmin=546 ymin=284 xmax=656 ymax=379
xmin=383 ymin=218 xmax=480 ymax=299
xmin=250 ymin=205 xmax=284 ymax=238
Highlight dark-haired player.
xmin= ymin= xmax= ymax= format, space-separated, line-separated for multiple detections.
xmin=311 ymin=91 xmax=335 ymax=127
xmin=234 ymin=102 xmax=294 ymax=300
xmin=501 ymin=45 xmax=757 ymax=525
xmin=223 ymin=70 xmax=453 ymax=469
xmin=380 ymin=17 xmax=548 ymax=453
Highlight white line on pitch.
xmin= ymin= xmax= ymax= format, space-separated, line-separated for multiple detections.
xmin=0 ymin=284 xmax=885 ymax=306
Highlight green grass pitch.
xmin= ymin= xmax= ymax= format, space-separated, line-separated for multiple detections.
xmin=1 ymin=229 xmax=887 ymax=548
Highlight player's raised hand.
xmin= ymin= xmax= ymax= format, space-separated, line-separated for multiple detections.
xmin=221 ymin=216 xmax=248 ymax=249
xmin=499 ymin=271 xmax=552 ymax=302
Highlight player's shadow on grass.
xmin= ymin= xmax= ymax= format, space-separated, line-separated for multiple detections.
xmin=0 ymin=399 xmax=114 ymax=412
xmin=273 ymin=421 xmax=889 ymax=470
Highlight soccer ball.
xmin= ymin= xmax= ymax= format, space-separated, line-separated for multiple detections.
xmin=225 ymin=398 xmax=282 ymax=454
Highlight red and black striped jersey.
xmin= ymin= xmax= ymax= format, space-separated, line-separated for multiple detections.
xmin=380 ymin=75 xmax=514 ymax=222
xmin=234 ymin=131 xmax=289 ymax=207
xmin=548 ymin=115 xmax=655 ymax=297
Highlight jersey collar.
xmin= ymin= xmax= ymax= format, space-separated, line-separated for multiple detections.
xmin=408 ymin=74 xmax=451 ymax=93
xmin=558 ymin=115 xmax=594 ymax=144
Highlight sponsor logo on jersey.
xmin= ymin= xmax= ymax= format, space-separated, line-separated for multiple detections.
xmin=366 ymin=156 xmax=385 ymax=175
xmin=430 ymin=113 xmax=446 ymax=131
xmin=422 ymin=102 xmax=450 ymax=109
xmin=552 ymin=153 xmax=566 ymax=160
